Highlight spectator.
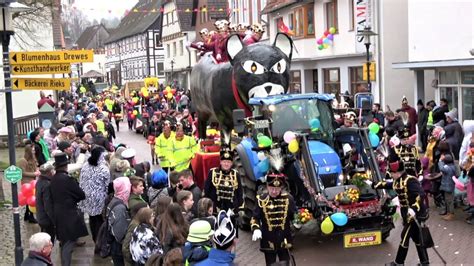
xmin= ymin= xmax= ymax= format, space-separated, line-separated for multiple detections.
xmin=155 ymin=122 xmax=176 ymax=173
xmin=459 ymin=120 xmax=474 ymax=165
xmin=93 ymin=131 xmax=113 ymax=152
xmin=17 ymin=143 xmax=40 ymax=223
xmin=384 ymin=111 xmax=404 ymax=136
xmin=372 ymin=103 xmax=385 ymax=127
xmin=156 ymin=202 xmax=188 ymax=254
xmin=123 ymin=202 xmax=149 ymax=266
xmin=178 ymin=169 xmax=201 ymax=217
xmin=194 ymin=197 xmax=216 ymax=229
xmin=196 ymin=210 xmax=237 ymax=266
xmin=433 ymin=98 xmax=449 ymax=125
xmin=111 ymin=160 xmax=131 ymax=181
xmin=129 ymin=176 xmax=148 ymax=212
xmin=134 ymin=161 xmax=151 ymax=179
xmin=50 ymin=152 xmax=89 ymax=266
xmin=79 ymin=146 xmax=110 ymax=243
xmin=154 ymin=196 xmax=172 ymax=228
xmin=444 ymin=108 xmax=464 ymax=160
xmin=112 ymin=98 xmax=123 ymax=132
xmin=22 ymin=233 xmax=53 ymax=266
xmin=439 ymin=153 xmax=457 ymax=221
xmin=122 ymin=148 xmax=137 ymax=168
xmin=417 ymin=99 xmax=429 ymax=152
xmin=37 ymin=91 xmax=55 ymax=109
xmin=426 ymin=100 xmax=436 ymax=128
xmin=107 ymin=177 xmax=132 ymax=266
xmin=466 ymin=167 xmax=474 ymax=224
xmin=43 ymin=128 xmax=58 ymax=152
xmin=35 ymin=162 xmax=55 ymax=243
xmin=104 ymin=117 xmax=116 ymax=143
xmin=29 ymin=128 xmax=47 ymax=166
xmin=182 ymin=220 xmax=214 ymax=265
xmin=148 ymin=169 xmax=171 ymax=208
xmin=400 ymin=96 xmax=418 ymax=136
xmin=177 ymin=190 xmax=195 ymax=222
xmin=130 ymin=207 xmax=163 ymax=265
xmin=163 ymin=247 xmax=183 ymax=265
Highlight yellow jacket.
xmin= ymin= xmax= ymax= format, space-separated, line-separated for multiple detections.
xmin=155 ymin=132 xmax=176 ymax=168
xmin=173 ymin=135 xmax=198 ymax=172
xmin=95 ymin=120 xmax=106 ymax=136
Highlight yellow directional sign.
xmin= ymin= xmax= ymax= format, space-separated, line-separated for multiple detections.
xmin=9 ymin=50 xmax=94 ymax=65
xmin=12 ymin=78 xmax=71 ymax=91
xmin=11 ymin=64 xmax=71 ymax=75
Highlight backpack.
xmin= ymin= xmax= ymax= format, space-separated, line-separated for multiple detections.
xmin=95 ymin=200 xmax=122 ymax=258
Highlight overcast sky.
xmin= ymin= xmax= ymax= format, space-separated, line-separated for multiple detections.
xmin=72 ymin=0 xmax=139 ymax=21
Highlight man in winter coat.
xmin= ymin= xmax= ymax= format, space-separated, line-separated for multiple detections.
xmin=50 ymin=152 xmax=89 ymax=266
xmin=22 ymin=233 xmax=53 ymax=266
xmin=417 ymin=100 xmax=429 ymax=152
xmin=400 ymin=96 xmax=418 ymax=136
xmin=385 ymin=111 xmax=404 ymax=136
xmin=433 ymin=98 xmax=449 ymax=125
xmin=35 ymin=163 xmax=55 ymax=243
xmin=444 ymin=108 xmax=464 ymax=160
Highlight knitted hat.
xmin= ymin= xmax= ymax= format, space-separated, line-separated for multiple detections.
xmin=122 ymin=148 xmax=136 ymax=159
xmin=58 ymin=141 xmax=71 ymax=152
xmin=187 ymin=220 xmax=214 ymax=243
xmin=213 ymin=210 xmax=236 ymax=249
xmin=445 ymin=108 xmax=458 ymax=121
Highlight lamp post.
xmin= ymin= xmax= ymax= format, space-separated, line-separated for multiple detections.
xmin=357 ymin=26 xmax=377 ymax=92
xmin=170 ymin=58 xmax=175 ymax=85
xmin=1 ymin=1 xmax=32 ymax=265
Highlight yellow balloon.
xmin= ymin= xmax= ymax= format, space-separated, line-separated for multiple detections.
xmin=29 ymin=206 xmax=36 ymax=214
xmin=167 ymin=92 xmax=173 ymax=99
xmin=132 ymin=110 xmax=138 ymax=116
xmin=321 ymin=217 xmax=334 ymax=234
xmin=288 ymin=139 xmax=299 ymax=153
xmin=166 ymin=86 xmax=171 ymax=92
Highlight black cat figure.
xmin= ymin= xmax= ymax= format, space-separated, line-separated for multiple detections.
xmin=190 ymin=33 xmax=294 ymax=138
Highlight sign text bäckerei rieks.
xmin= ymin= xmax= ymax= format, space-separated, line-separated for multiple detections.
xmin=9 ymin=50 xmax=94 ymax=65
xmin=12 ymin=78 xmax=71 ymax=91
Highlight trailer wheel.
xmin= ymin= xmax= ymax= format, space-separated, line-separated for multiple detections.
xmin=235 ymin=153 xmax=257 ymax=231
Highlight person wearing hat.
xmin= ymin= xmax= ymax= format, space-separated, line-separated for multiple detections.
xmin=35 ymin=162 xmax=55 ymax=243
xmin=444 ymin=108 xmax=464 ymax=160
xmin=400 ymin=96 xmax=418 ymax=136
xmin=122 ymin=148 xmax=137 ymax=167
xmin=50 ymin=152 xmax=89 ymax=266
xmin=392 ymin=111 xmax=422 ymax=178
xmin=182 ymin=220 xmax=214 ymax=265
xmin=417 ymin=99 xmax=429 ymax=152
xmin=204 ymin=145 xmax=243 ymax=219
xmin=373 ymin=155 xmax=429 ymax=266
xmin=251 ymin=170 xmax=296 ymax=265
xmin=432 ymin=98 xmax=449 ymax=125
xmin=195 ymin=210 xmax=237 ymax=266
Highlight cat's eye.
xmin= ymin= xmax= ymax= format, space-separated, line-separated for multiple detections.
xmin=270 ymin=59 xmax=286 ymax=74
xmin=242 ymin=60 xmax=266 ymax=75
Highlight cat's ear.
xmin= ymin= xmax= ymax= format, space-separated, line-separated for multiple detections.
xmin=273 ymin=33 xmax=293 ymax=59
xmin=226 ymin=34 xmax=244 ymax=62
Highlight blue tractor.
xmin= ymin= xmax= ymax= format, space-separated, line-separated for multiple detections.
xmin=232 ymin=93 xmax=395 ymax=245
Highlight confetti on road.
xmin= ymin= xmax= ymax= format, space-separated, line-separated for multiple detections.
xmin=451 ymin=238 xmax=454 ymax=241
xmin=387 ymin=254 xmax=391 ymax=256
xmin=443 ymin=227 xmax=447 ymax=230
xmin=455 ymin=251 xmax=460 ymax=255
xmin=449 ymin=233 xmax=453 ymax=236
xmin=438 ymin=224 xmax=441 ymax=227
xmin=435 ymin=245 xmax=439 ymax=248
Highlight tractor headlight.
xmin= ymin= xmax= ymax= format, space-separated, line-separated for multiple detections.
xmin=268 ymin=104 xmax=276 ymax=112
xmin=338 ymin=173 xmax=344 ymax=182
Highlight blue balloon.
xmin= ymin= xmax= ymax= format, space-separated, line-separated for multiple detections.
xmin=323 ymin=38 xmax=331 ymax=44
xmin=369 ymin=132 xmax=380 ymax=148
xmin=257 ymin=159 xmax=270 ymax=173
xmin=330 ymin=212 xmax=348 ymax=226
xmin=309 ymin=118 xmax=321 ymax=132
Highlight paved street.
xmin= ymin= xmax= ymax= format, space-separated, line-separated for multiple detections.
xmin=0 ymin=122 xmax=473 ymax=265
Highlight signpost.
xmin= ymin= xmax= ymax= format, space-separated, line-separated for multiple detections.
xmin=12 ymin=78 xmax=71 ymax=90
xmin=9 ymin=49 xmax=94 ymax=64
xmin=4 ymin=165 xmax=22 ymax=184
xmin=11 ymin=63 xmax=71 ymax=75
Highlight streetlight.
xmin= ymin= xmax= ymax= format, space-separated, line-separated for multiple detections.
xmin=170 ymin=58 xmax=175 ymax=85
xmin=357 ymin=26 xmax=377 ymax=92
xmin=1 ymin=1 xmax=32 ymax=265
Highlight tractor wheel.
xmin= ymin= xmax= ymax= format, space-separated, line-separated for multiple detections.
xmin=235 ymin=153 xmax=257 ymax=231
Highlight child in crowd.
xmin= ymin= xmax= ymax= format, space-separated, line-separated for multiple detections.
xmin=177 ymin=190 xmax=194 ymax=223
xmin=439 ymin=154 xmax=457 ymax=221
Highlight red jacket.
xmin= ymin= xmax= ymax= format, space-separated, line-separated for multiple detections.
xmin=37 ymin=97 xmax=55 ymax=109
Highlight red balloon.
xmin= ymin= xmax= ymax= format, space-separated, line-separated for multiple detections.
xmin=21 ymin=183 xmax=33 ymax=197
xmin=30 ymin=180 xmax=37 ymax=188
xmin=324 ymin=30 xmax=329 ymax=36
xmin=171 ymin=89 xmax=176 ymax=94
xmin=131 ymin=114 xmax=136 ymax=119
xmin=18 ymin=192 xmax=27 ymax=206
xmin=27 ymin=196 xmax=36 ymax=207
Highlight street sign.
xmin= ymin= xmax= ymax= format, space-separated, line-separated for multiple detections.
xmin=4 ymin=165 xmax=22 ymax=184
xmin=9 ymin=50 xmax=94 ymax=65
xmin=12 ymin=78 xmax=71 ymax=91
xmin=11 ymin=64 xmax=71 ymax=75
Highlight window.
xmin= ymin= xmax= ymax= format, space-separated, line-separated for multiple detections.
xmin=462 ymin=88 xmax=474 ymax=120
xmin=289 ymin=70 xmax=301 ymax=93
xmin=292 ymin=4 xmax=314 ymax=38
xmin=294 ymin=8 xmax=303 ymax=37
xmin=439 ymin=87 xmax=458 ymax=110
xmin=461 ymin=71 xmax=474 ymax=84
xmin=349 ymin=66 xmax=364 ymax=95
xmin=166 ymin=44 xmax=170 ymax=57
xmin=163 ymin=13 xmax=168 ymax=25
xmin=439 ymin=71 xmax=458 ymax=84
xmin=157 ymin=62 xmax=165 ymax=76
xmin=173 ymin=42 xmax=176 ymax=57
xmin=154 ymin=34 xmax=161 ymax=48
xmin=171 ymin=12 xmax=174 ymax=23
xmin=307 ymin=5 xmax=314 ymax=35
xmin=312 ymin=69 xmax=318 ymax=92
xmin=179 ymin=40 xmax=184 ymax=56
xmin=348 ymin=0 xmax=354 ymax=31
xmin=323 ymin=68 xmax=340 ymax=94
xmin=325 ymin=0 xmax=338 ymax=33
xmin=288 ymin=13 xmax=294 ymax=33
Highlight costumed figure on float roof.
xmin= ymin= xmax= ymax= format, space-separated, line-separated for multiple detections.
xmin=243 ymin=23 xmax=265 ymax=46
xmin=188 ymin=28 xmax=213 ymax=57
xmin=214 ymin=19 xmax=231 ymax=63
xmin=373 ymin=156 xmax=430 ymax=266
xmin=251 ymin=156 xmax=296 ymax=266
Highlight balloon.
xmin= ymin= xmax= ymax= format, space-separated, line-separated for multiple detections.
xmin=389 ymin=136 xmax=400 ymax=148
xmin=131 ymin=114 xmax=136 ymax=119
xmin=18 ymin=192 xmax=27 ymax=206
xmin=283 ymin=131 xmax=296 ymax=144
xmin=369 ymin=132 xmax=380 ymax=148
xmin=29 ymin=180 xmax=37 ymax=188
xmin=257 ymin=135 xmax=272 ymax=148
xmin=139 ymin=91 xmax=144 ymax=97
xmin=317 ymin=38 xmax=323 ymax=45
xmin=21 ymin=183 xmax=33 ymax=197
xmin=257 ymin=159 xmax=270 ymax=173
xmin=143 ymin=90 xmax=149 ymax=98
xmin=324 ymin=30 xmax=329 ymax=36
xmin=167 ymin=92 xmax=173 ymax=99
xmin=257 ymin=151 xmax=266 ymax=161
xmin=132 ymin=98 xmax=139 ymax=104
xmin=323 ymin=44 xmax=329 ymax=49
xmin=288 ymin=139 xmax=299 ymax=153
xmin=132 ymin=110 xmax=138 ymax=116
xmin=329 ymin=27 xmax=336 ymax=34
xmin=327 ymin=34 xmax=334 ymax=40
xmin=165 ymin=86 xmax=171 ymax=92
xmin=330 ymin=212 xmax=348 ymax=226
xmin=323 ymin=38 xmax=331 ymax=44
xmin=171 ymin=89 xmax=176 ymax=94
xmin=309 ymin=118 xmax=321 ymax=132
xmin=321 ymin=216 xmax=334 ymax=234
xmin=368 ymin=122 xmax=380 ymax=134
xmin=29 ymin=206 xmax=36 ymax=214
xmin=453 ymin=176 xmax=466 ymax=191
xmin=27 ymin=196 xmax=36 ymax=207
xmin=318 ymin=45 xmax=324 ymax=50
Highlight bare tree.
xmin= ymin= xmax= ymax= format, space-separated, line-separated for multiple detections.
xmin=63 ymin=8 xmax=91 ymax=43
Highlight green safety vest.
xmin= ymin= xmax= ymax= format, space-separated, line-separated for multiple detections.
xmin=172 ymin=136 xmax=198 ymax=172
xmin=154 ymin=132 xmax=176 ymax=168
xmin=427 ymin=111 xmax=434 ymax=127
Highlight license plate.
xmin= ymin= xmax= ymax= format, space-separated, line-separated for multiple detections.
xmin=343 ymin=231 xmax=382 ymax=248
xmin=254 ymin=120 xmax=269 ymax=129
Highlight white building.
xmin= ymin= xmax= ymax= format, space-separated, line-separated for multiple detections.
xmin=263 ymin=0 xmax=416 ymax=110
xmin=393 ymin=0 xmax=473 ymax=121
xmin=104 ymin=0 xmax=165 ymax=92
xmin=162 ymin=0 xmax=197 ymax=90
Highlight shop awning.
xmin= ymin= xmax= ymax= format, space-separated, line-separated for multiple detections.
xmin=82 ymin=70 xmax=104 ymax=78
xmin=392 ymin=58 xmax=474 ymax=70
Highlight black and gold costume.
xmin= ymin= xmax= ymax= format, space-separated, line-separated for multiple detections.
xmin=393 ymin=143 xmax=421 ymax=177
xmin=375 ymin=172 xmax=429 ymax=265
xmin=204 ymin=167 xmax=243 ymax=212
xmin=251 ymin=190 xmax=296 ymax=265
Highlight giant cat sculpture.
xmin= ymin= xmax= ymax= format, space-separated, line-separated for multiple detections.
xmin=190 ymin=33 xmax=293 ymax=138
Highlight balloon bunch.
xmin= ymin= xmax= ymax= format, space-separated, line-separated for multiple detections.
xmin=368 ymin=122 xmax=380 ymax=148
xmin=283 ymin=131 xmax=299 ymax=153
xmin=255 ymin=133 xmax=272 ymax=175
xmin=317 ymin=27 xmax=337 ymax=50
xmin=164 ymin=86 xmax=176 ymax=100
xmin=19 ymin=181 xmax=37 ymax=213
xmin=139 ymin=87 xmax=150 ymax=98
xmin=320 ymin=212 xmax=349 ymax=235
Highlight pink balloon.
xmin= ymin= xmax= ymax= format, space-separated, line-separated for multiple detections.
xmin=452 ymin=176 xmax=465 ymax=191
xmin=283 ymin=131 xmax=296 ymax=144
xmin=21 ymin=183 xmax=33 ymax=197
xmin=317 ymin=38 xmax=323 ymax=45
xmin=18 ymin=192 xmax=27 ymax=206
xmin=30 ymin=180 xmax=37 ymax=188
xmin=27 ymin=196 xmax=36 ymax=207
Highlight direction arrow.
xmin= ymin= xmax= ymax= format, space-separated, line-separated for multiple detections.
xmin=11 ymin=63 xmax=71 ymax=75
xmin=9 ymin=50 xmax=94 ymax=65
xmin=12 ymin=78 xmax=71 ymax=91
